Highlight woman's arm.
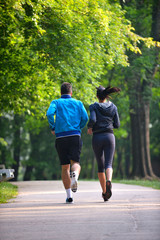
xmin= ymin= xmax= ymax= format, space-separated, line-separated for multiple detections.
xmin=113 ymin=109 xmax=120 ymax=128
xmin=87 ymin=105 xmax=96 ymax=129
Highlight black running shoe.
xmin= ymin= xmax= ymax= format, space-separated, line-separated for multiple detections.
xmin=66 ymin=198 xmax=74 ymax=204
xmin=106 ymin=180 xmax=112 ymax=200
xmin=102 ymin=193 xmax=108 ymax=202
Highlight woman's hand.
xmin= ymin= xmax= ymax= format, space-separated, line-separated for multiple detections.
xmin=87 ymin=128 xmax=93 ymax=135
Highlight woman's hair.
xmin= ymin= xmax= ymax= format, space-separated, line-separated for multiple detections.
xmin=96 ymin=85 xmax=121 ymax=100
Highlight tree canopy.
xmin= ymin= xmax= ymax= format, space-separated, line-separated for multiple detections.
xmin=0 ymin=0 xmax=157 ymax=116
xmin=0 ymin=0 xmax=159 ymax=181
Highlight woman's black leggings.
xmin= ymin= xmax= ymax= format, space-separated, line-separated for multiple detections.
xmin=92 ymin=132 xmax=115 ymax=172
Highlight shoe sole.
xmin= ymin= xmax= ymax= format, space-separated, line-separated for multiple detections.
xmin=66 ymin=201 xmax=74 ymax=204
xmin=71 ymin=180 xmax=77 ymax=193
xmin=70 ymin=172 xmax=78 ymax=193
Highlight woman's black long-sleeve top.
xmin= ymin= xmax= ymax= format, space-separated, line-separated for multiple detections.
xmin=87 ymin=101 xmax=120 ymax=134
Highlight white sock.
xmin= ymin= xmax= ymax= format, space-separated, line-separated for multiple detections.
xmin=66 ymin=188 xmax=72 ymax=199
xmin=72 ymin=171 xmax=78 ymax=181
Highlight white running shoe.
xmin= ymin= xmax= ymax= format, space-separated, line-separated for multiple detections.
xmin=71 ymin=171 xmax=78 ymax=193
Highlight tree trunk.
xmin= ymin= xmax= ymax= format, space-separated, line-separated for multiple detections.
xmin=12 ymin=114 xmax=21 ymax=181
xmin=0 ymin=117 xmax=6 ymax=166
xmin=129 ymin=84 xmax=143 ymax=178
xmin=114 ymin=146 xmax=123 ymax=178
xmin=129 ymin=78 xmax=150 ymax=178
xmin=138 ymin=96 xmax=150 ymax=178
xmin=129 ymin=79 xmax=158 ymax=179
xmin=130 ymin=111 xmax=143 ymax=177
xmin=23 ymin=165 xmax=33 ymax=181
xmin=23 ymin=132 xmax=38 ymax=180
xmin=124 ymin=135 xmax=130 ymax=178
xmin=142 ymin=100 xmax=158 ymax=178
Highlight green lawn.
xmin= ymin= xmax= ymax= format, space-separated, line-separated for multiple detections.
xmin=82 ymin=178 xmax=160 ymax=190
xmin=0 ymin=182 xmax=18 ymax=204
xmin=113 ymin=179 xmax=160 ymax=190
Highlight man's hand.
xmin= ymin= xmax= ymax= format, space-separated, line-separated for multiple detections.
xmin=87 ymin=128 xmax=93 ymax=135
xmin=51 ymin=131 xmax=55 ymax=135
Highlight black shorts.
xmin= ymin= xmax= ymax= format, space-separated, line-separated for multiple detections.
xmin=55 ymin=135 xmax=82 ymax=165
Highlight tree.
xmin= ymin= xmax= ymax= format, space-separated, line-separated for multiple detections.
xmin=0 ymin=0 xmax=158 ymax=180
xmin=0 ymin=0 xmax=156 ymax=115
xmin=119 ymin=0 xmax=160 ymax=179
xmin=150 ymin=87 xmax=160 ymax=177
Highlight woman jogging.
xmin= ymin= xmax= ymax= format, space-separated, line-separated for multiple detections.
xmin=87 ymin=86 xmax=121 ymax=201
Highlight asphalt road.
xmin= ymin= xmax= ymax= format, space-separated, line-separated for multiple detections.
xmin=0 ymin=181 xmax=160 ymax=240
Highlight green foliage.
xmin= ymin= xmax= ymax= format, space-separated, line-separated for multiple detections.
xmin=0 ymin=182 xmax=18 ymax=204
xmin=0 ymin=138 xmax=8 ymax=147
xmin=0 ymin=0 xmax=156 ymax=118
xmin=0 ymin=0 xmax=159 ymax=181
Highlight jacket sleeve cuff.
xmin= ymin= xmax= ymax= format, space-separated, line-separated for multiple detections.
xmin=49 ymin=126 xmax=55 ymax=131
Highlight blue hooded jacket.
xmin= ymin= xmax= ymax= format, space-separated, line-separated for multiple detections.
xmin=46 ymin=95 xmax=88 ymax=138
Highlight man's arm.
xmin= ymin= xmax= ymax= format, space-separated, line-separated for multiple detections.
xmin=80 ymin=103 xmax=88 ymax=129
xmin=46 ymin=101 xmax=57 ymax=131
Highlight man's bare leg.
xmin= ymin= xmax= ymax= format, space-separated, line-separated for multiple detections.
xmin=71 ymin=160 xmax=81 ymax=175
xmin=62 ymin=164 xmax=71 ymax=189
xmin=62 ymin=164 xmax=73 ymax=202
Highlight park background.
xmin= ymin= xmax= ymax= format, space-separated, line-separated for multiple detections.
xmin=0 ymin=0 xmax=160 ymax=182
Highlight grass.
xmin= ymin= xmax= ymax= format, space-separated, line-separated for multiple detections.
xmin=81 ymin=178 xmax=160 ymax=190
xmin=113 ymin=179 xmax=160 ymax=190
xmin=0 ymin=182 xmax=18 ymax=204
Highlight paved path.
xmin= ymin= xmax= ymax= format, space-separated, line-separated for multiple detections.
xmin=0 ymin=181 xmax=160 ymax=240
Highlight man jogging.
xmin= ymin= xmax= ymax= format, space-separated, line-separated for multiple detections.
xmin=46 ymin=82 xmax=88 ymax=203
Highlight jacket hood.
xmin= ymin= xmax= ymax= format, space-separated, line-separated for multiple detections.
xmin=94 ymin=101 xmax=115 ymax=115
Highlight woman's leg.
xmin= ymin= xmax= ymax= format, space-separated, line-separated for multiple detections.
xmin=106 ymin=167 xmax=113 ymax=181
xmin=98 ymin=172 xmax=106 ymax=194
xmin=92 ymin=134 xmax=105 ymax=194
xmin=104 ymin=133 xmax=115 ymax=180
xmin=103 ymin=133 xmax=115 ymax=200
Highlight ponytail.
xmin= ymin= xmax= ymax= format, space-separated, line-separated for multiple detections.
xmin=104 ymin=86 xmax=121 ymax=98
xmin=96 ymin=86 xmax=121 ymax=100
